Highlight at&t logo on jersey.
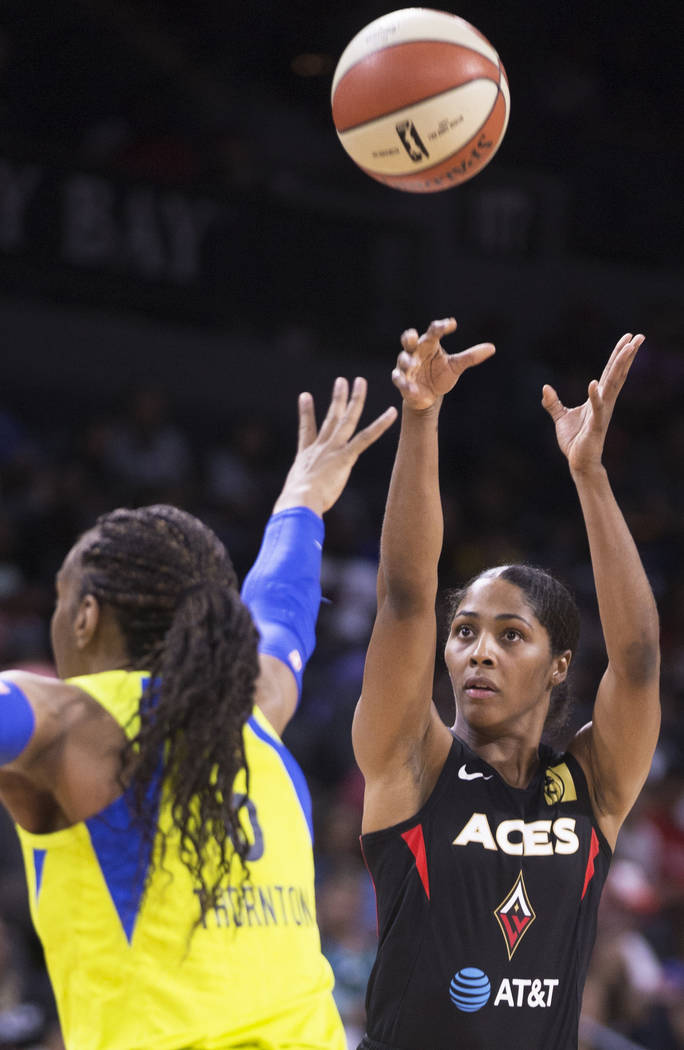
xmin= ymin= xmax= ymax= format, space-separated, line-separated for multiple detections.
xmin=448 ymin=968 xmax=491 ymax=1012
xmin=448 ymin=967 xmax=559 ymax=1012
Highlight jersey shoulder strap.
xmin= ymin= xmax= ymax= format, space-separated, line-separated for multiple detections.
xmin=64 ymin=670 xmax=147 ymax=739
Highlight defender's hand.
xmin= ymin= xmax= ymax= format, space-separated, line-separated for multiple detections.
xmin=274 ymin=377 xmax=397 ymax=516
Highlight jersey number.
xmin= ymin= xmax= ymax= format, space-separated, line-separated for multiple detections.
xmin=230 ymin=793 xmax=264 ymax=861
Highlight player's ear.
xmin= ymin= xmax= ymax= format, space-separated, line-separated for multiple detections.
xmin=551 ymin=650 xmax=572 ymax=687
xmin=74 ymin=594 xmax=101 ymax=650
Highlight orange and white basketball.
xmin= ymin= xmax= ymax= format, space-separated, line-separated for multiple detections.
xmin=331 ymin=8 xmax=510 ymax=193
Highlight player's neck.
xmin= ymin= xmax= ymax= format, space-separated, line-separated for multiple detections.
xmin=454 ymin=720 xmax=543 ymax=789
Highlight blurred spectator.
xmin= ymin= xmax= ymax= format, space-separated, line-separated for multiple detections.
xmin=102 ymin=384 xmax=193 ymax=504
xmin=318 ymin=863 xmax=377 ymax=1050
xmin=580 ymin=860 xmax=681 ymax=1049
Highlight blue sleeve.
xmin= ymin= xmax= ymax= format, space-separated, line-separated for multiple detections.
xmin=241 ymin=507 xmax=324 ymax=701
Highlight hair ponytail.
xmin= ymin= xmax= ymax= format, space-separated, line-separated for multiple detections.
xmin=77 ymin=505 xmax=260 ymax=923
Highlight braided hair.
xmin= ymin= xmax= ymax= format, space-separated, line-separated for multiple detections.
xmin=76 ymin=504 xmax=260 ymax=923
xmin=447 ymin=564 xmax=581 ymax=738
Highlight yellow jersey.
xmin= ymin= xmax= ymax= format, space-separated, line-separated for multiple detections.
xmin=16 ymin=670 xmax=346 ymax=1050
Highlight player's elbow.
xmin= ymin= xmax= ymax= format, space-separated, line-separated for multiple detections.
xmin=378 ymin=571 xmax=438 ymax=619
xmin=615 ymin=638 xmax=660 ymax=688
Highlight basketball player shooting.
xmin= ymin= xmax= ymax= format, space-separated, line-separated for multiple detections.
xmin=353 ymin=319 xmax=660 ymax=1050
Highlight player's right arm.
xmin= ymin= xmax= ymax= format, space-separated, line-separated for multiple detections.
xmin=353 ymin=320 xmax=495 ymax=832
xmin=0 ymin=671 xmax=122 ymax=831
xmin=0 ymin=671 xmax=76 ymax=774
xmin=242 ymin=377 xmax=397 ymax=737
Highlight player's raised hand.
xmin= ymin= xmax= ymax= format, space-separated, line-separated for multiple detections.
xmin=392 ymin=318 xmax=495 ymax=411
xmin=541 ymin=332 xmax=644 ymax=475
xmin=274 ymin=376 xmax=397 ymax=516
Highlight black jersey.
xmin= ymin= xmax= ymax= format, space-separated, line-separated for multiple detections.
xmin=359 ymin=733 xmax=612 ymax=1050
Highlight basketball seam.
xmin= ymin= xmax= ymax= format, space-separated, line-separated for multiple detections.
xmin=332 ymin=38 xmax=500 ymax=97
xmin=336 ymin=77 xmax=500 ymax=136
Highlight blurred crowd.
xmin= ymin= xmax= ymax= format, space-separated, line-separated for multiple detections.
xmin=0 ymin=1 xmax=682 ymax=1048
xmin=0 ymin=302 xmax=680 ymax=1049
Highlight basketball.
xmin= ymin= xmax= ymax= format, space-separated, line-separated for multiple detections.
xmin=331 ymin=8 xmax=510 ymax=193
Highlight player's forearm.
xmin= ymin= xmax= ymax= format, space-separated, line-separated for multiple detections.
xmin=240 ymin=508 xmax=323 ymax=700
xmin=378 ymin=400 xmax=443 ymax=606
xmin=572 ymin=463 xmax=660 ymax=682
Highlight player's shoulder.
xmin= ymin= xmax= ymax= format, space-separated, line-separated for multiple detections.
xmin=1 ymin=669 xmax=66 ymax=703
xmin=0 ymin=669 xmax=110 ymax=723
xmin=542 ymin=734 xmax=595 ymax=810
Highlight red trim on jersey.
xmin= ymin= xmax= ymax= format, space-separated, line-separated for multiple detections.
xmin=401 ymin=824 xmax=430 ymax=900
xmin=581 ymin=827 xmax=600 ymax=900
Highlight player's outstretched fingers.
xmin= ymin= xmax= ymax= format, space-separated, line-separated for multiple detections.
xmin=599 ymin=333 xmax=633 ymax=384
xmin=448 ymin=342 xmax=495 ymax=375
xmin=392 ymin=366 xmax=408 ymax=394
xmin=541 ymin=384 xmax=565 ymax=423
xmin=601 ymin=333 xmax=643 ymax=403
xmin=587 ymin=378 xmax=605 ymax=420
xmin=400 ymin=328 xmax=419 ymax=353
xmin=412 ymin=317 xmax=457 ymax=363
xmin=427 ymin=318 xmax=457 ymax=339
xmin=297 ymin=392 xmax=317 ymax=451
xmin=396 ymin=350 xmax=416 ymax=375
xmin=337 ymin=377 xmax=368 ymax=440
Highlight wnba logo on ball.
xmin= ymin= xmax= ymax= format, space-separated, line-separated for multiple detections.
xmin=395 ymin=120 xmax=429 ymax=162
xmin=448 ymin=967 xmax=491 ymax=1012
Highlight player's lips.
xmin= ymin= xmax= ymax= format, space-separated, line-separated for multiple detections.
xmin=464 ymin=676 xmax=498 ymax=695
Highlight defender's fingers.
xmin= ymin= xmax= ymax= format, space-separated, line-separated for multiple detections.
xmin=541 ymin=384 xmax=566 ymax=422
xmin=297 ymin=392 xmax=317 ymax=451
xmin=348 ymin=406 xmax=398 ymax=456
xmin=336 ymin=376 xmax=369 ymax=439
xmin=318 ymin=376 xmax=349 ymax=441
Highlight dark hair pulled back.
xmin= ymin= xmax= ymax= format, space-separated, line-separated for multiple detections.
xmin=77 ymin=504 xmax=260 ymax=923
xmin=447 ymin=564 xmax=581 ymax=737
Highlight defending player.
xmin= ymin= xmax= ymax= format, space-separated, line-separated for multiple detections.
xmin=0 ymin=377 xmax=396 ymax=1050
xmin=354 ymin=320 xmax=660 ymax=1050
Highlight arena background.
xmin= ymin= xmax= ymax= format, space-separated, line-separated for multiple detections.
xmin=0 ymin=2 xmax=682 ymax=1047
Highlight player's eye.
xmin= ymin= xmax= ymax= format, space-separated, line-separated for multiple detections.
xmin=455 ymin=624 xmax=474 ymax=638
xmin=502 ymin=628 xmax=522 ymax=642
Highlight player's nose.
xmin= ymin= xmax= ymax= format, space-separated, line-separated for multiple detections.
xmin=469 ymin=633 xmax=495 ymax=665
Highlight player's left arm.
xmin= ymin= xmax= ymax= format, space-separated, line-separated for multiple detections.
xmin=542 ymin=333 xmax=660 ymax=849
